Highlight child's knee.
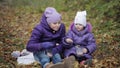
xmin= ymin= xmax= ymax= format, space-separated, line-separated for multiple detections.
xmin=54 ymin=53 xmax=60 ymax=57
xmin=52 ymin=53 xmax=62 ymax=64
xmin=53 ymin=53 xmax=62 ymax=60
xmin=41 ymin=58 xmax=50 ymax=65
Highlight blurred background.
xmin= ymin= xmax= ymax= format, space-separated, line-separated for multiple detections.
xmin=0 ymin=0 xmax=120 ymax=68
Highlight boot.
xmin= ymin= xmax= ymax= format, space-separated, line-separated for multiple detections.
xmin=64 ymin=56 xmax=76 ymax=68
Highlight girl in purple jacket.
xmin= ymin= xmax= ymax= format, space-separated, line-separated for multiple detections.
xmin=26 ymin=7 xmax=65 ymax=68
xmin=63 ymin=11 xmax=96 ymax=67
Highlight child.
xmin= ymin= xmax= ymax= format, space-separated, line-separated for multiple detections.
xmin=26 ymin=7 xmax=66 ymax=68
xmin=63 ymin=11 xmax=96 ymax=67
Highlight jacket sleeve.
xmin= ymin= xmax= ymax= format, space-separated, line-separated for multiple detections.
xmin=52 ymin=44 xmax=64 ymax=55
xmin=53 ymin=24 xmax=66 ymax=54
xmin=62 ymin=30 xmax=74 ymax=48
xmin=26 ymin=26 xmax=43 ymax=52
xmin=85 ymin=33 xmax=96 ymax=54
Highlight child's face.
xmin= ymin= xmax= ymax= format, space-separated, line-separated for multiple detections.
xmin=49 ymin=22 xmax=61 ymax=31
xmin=75 ymin=24 xmax=84 ymax=31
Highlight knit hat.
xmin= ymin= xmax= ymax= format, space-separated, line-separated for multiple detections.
xmin=44 ymin=7 xmax=61 ymax=24
xmin=74 ymin=11 xmax=87 ymax=27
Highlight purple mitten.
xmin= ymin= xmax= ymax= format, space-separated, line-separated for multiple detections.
xmin=41 ymin=42 xmax=55 ymax=49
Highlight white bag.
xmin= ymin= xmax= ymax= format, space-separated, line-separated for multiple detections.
xmin=17 ymin=53 xmax=35 ymax=65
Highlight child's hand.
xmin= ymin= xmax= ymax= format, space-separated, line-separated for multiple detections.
xmin=82 ymin=48 xmax=87 ymax=54
xmin=47 ymin=52 xmax=53 ymax=57
xmin=56 ymin=43 xmax=59 ymax=46
xmin=66 ymin=38 xmax=73 ymax=44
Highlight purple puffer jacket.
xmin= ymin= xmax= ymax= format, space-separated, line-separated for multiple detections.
xmin=63 ymin=23 xmax=96 ymax=59
xmin=26 ymin=14 xmax=66 ymax=54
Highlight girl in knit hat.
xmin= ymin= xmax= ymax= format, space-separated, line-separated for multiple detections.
xmin=26 ymin=7 xmax=66 ymax=68
xmin=63 ymin=11 xmax=96 ymax=67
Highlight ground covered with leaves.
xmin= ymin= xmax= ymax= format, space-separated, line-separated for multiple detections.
xmin=0 ymin=3 xmax=120 ymax=68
